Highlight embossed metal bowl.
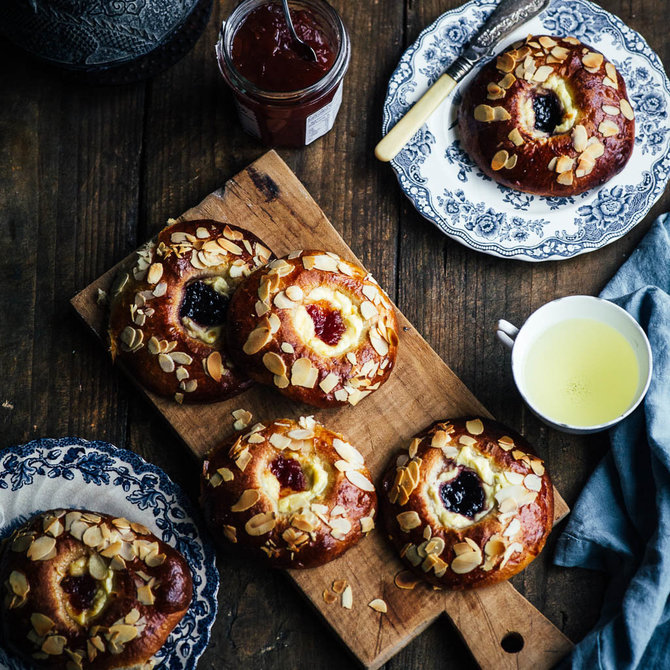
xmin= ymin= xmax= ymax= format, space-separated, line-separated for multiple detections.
xmin=2 ymin=0 xmax=213 ymax=84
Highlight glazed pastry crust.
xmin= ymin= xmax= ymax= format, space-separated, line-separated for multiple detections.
xmin=380 ymin=418 xmax=553 ymax=590
xmin=226 ymin=250 xmax=399 ymax=408
xmin=108 ymin=218 xmax=275 ymax=403
xmin=0 ymin=509 xmax=192 ymax=669
xmin=458 ymin=35 xmax=635 ymax=196
xmin=201 ymin=417 xmax=377 ymax=568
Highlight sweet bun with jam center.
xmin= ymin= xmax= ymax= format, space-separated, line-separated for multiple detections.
xmin=458 ymin=35 xmax=635 ymax=196
xmin=380 ymin=418 xmax=553 ymax=589
xmin=200 ymin=416 xmax=377 ymax=568
xmin=0 ymin=509 xmax=192 ymax=669
xmin=108 ymin=218 xmax=275 ymax=403
xmin=226 ymin=250 xmax=399 ymax=408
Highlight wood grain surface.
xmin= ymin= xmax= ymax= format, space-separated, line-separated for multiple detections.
xmin=72 ymin=150 xmax=572 ymax=668
xmin=2 ymin=0 xmax=669 ymax=668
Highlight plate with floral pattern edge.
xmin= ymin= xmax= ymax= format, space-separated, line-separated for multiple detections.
xmin=0 ymin=437 xmax=219 ymax=670
xmin=382 ymin=0 xmax=670 ymax=261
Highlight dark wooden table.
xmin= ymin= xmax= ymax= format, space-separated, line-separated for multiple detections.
xmin=1 ymin=1 xmax=668 ymax=668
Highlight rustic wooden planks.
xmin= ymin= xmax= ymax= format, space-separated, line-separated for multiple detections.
xmin=72 ymin=151 xmax=572 ymax=668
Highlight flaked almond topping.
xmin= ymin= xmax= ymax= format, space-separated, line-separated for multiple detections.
xmin=508 ymin=127 xmax=524 ymax=146
xmin=243 ymin=326 xmax=271 ymax=355
xmin=42 ymin=635 xmax=67 ymax=655
xmin=557 ymin=170 xmax=574 ymax=186
xmin=235 ymin=448 xmax=252 ymax=472
xmin=602 ymin=104 xmax=620 ymax=116
xmin=599 ymin=120 xmax=620 ymax=137
xmin=285 ymin=285 xmax=303 ymax=302
xmin=473 ymin=104 xmax=495 ymax=122
xmin=231 ymin=489 xmax=261 ymax=512
xmin=9 ymin=571 xmax=29 ymax=597
xmin=274 ymin=291 xmax=298 ymax=310
xmin=620 ymin=98 xmax=635 ymax=120
xmin=583 ymin=138 xmax=605 ymax=159
xmin=396 ymin=510 xmax=421 ymax=532
xmin=487 ymin=82 xmax=505 ymax=100
xmin=493 ymin=106 xmax=512 ymax=121
xmin=360 ymin=516 xmax=375 ymax=533
xmin=245 ymin=512 xmax=276 ymax=537
xmin=572 ymin=124 xmax=588 ymax=152
xmin=504 ymin=518 xmax=522 ymax=539
xmin=547 ymin=156 xmax=558 ymax=171
xmin=146 ymin=263 xmax=163 ymax=285
xmin=360 ymin=301 xmax=378 ymax=321
xmin=491 ymin=150 xmax=508 ymax=171
xmin=319 ymin=372 xmax=339 ymax=394
xmin=496 ymin=52 xmax=515 ymax=73
xmin=504 ymin=153 xmax=518 ymax=169
xmin=333 ymin=438 xmax=364 ymax=465
xmin=28 ymin=536 xmax=57 ymax=561
xmin=605 ymin=61 xmax=617 ymax=81
xmin=88 ymin=553 xmax=109 ymax=580
xmin=499 ymin=73 xmax=516 ymax=89
xmin=274 ymin=374 xmax=290 ymax=389
xmin=262 ymin=352 xmax=287 ymax=376
xmin=146 ymin=551 xmax=166 ymax=567
xmin=466 ymin=419 xmax=484 ymax=435
xmin=341 ymin=585 xmax=353 ymax=609
xmin=603 ymin=76 xmax=618 ymax=89
xmin=369 ymin=330 xmax=389 ymax=356
xmin=368 ymin=599 xmax=387 ymax=613
xmin=524 ymin=473 xmax=543 ymax=491
xmin=459 ymin=435 xmax=477 ymax=446
xmin=217 ymin=237 xmax=243 ymax=255
xmin=345 ymin=469 xmax=375 ymax=492
xmin=530 ymin=460 xmax=546 ymax=476
xmin=269 ymin=432 xmax=292 ymax=449
xmin=450 ymin=548 xmax=482 ymax=574
xmin=153 ymin=281 xmax=167 ymax=297
xmin=291 ymin=358 xmax=318 ymax=388
xmin=31 ymin=613 xmax=55 ymax=637
xmin=556 ymin=156 xmax=575 ymax=174
xmin=532 ymin=65 xmax=553 ymax=82
xmin=158 ymin=353 xmax=175 ymax=373
xmin=538 ymin=36 xmax=557 ymax=48
xmin=582 ymin=52 xmax=603 ymax=69
xmin=204 ymin=351 xmax=223 ymax=382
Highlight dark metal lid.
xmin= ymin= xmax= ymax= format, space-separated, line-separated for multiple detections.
xmin=3 ymin=0 xmax=213 ymax=84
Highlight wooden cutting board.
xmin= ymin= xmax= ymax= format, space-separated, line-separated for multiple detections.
xmin=72 ymin=150 xmax=573 ymax=669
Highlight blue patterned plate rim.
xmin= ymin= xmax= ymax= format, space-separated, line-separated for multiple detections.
xmin=0 ymin=437 xmax=219 ymax=670
xmin=382 ymin=0 xmax=670 ymax=261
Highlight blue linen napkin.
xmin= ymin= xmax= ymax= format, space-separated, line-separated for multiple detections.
xmin=554 ymin=213 xmax=670 ymax=669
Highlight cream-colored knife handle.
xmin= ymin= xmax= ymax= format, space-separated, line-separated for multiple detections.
xmin=374 ymin=73 xmax=457 ymax=162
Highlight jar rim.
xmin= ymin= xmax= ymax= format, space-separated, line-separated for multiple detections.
xmin=216 ymin=0 xmax=350 ymax=101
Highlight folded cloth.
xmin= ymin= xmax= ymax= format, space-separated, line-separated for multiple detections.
xmin=554 ymin=213 xmax=670 ymax=669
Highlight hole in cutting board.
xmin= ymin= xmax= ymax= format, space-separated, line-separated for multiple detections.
xmin=501 ymin=631 xmax=524 ymax=653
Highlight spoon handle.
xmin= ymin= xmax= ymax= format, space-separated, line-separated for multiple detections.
xmin=374 ymin=73 xmax=457 ymax=162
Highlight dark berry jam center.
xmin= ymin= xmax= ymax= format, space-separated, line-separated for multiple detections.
xmin=180 ymin=281 xmax=229 ymax=327
xmin=270 ymin=456 xmax=307 ymax=492
xmin=61 ymin=574 xmax=98 ymax=612
xmin=533 ymin=91 xmax=562 ymax=134
xmin=439 ymin=467 xmax=486 ymax=519
xmin=305 ymin=303 xmax=346 ymax=346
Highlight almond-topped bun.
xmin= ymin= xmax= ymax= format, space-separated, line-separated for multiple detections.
xmin=458 ymin=35 xmax=635 ymax=196
xmin=200 ymin=416 xmax=377 ymax=568
xmin=226 ymin=250 xmax=399 ymax=408
xmin=0 ymin=509 xmax=192 ymax=669
xmin=380 ymin=418 xmax=553 ymax=590
xmin=108 ymin=218 xmax=275 ymax=403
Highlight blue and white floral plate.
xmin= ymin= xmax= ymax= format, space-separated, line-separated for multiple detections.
xmin=0 ymin=437 xmax=219 ymax=670
xmin=383 ymin=0 xmax=670 ymax=261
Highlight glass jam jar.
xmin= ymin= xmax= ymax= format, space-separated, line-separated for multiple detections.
xmin=216 ymin=0 xmax=350 ymax=147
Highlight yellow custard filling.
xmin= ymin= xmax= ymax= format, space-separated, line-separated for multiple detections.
xmin=519 ymin=74 xmax=577 ymax=138
xmin=260 ymin=452 xmax=330 ymax=515
xmin=63 ymin=557 xmax=114 ymax=626
xmin=291 ymin=287 xmax=364 ymax=356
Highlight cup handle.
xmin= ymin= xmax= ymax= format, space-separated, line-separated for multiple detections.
xmin=496 ymin=319 xmax=519 ymax=350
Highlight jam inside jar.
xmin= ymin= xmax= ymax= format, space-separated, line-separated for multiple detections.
xmin=217 ymin=0 xmax=351 ymax=147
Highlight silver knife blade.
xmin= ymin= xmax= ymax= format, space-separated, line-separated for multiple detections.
xmin=445 ymin=0 xmax=551 ymax=83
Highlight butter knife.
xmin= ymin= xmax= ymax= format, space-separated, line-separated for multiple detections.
xmin=375 ymin=0 xmax=550 ymax=162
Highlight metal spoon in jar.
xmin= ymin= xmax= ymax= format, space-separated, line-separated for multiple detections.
xmin=281 ymin=0 xmax=318 ymax=62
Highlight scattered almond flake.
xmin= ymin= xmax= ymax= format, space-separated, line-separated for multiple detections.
xmin=332 ymin=579 xmax=347 ymax=594
xmin=1 ymin=400 xmax=14 ymax=410
xmin=323 ymin=589 xmax=337 ymax=604
xmin=360 ymin=516 xmax=374 ymax=533
xmin=280 ymin=342 xmax=294 ymax=354
xmin=524 ymin=473 xmax=543 ymax=491
xmin=319 ymin=372 xmax=339 ymax=394
xmin=465 ymin=419 xmax=484 ymax=435
xmin=345 ymin=469 xmax=375 ymax=492
xmin=291 ymin=358 xmax=318 ymax=388
xmin=394 ymin=570 xmax=420 ymax=590
xmin=620 ymin=98 xmax=634 ymax=120
xmin=368 ymin=599 xmax=387 ymax=614
xmin=341 ymin=585 xmax=353 ymax=609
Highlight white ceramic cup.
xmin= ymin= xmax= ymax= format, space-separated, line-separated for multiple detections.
xmin=496 ymin=295 xmax=653 ymax=434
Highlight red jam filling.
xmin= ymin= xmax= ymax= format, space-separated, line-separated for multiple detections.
xmin=270 ymin=456 xmax=307 ymax=491
xmin=305 ymin=303 xmax=345 ymax=346
xmin=231 ymin=3 xmax=336 ymax=91
xmin=61 ymin=574 xmax=98 ymax=612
